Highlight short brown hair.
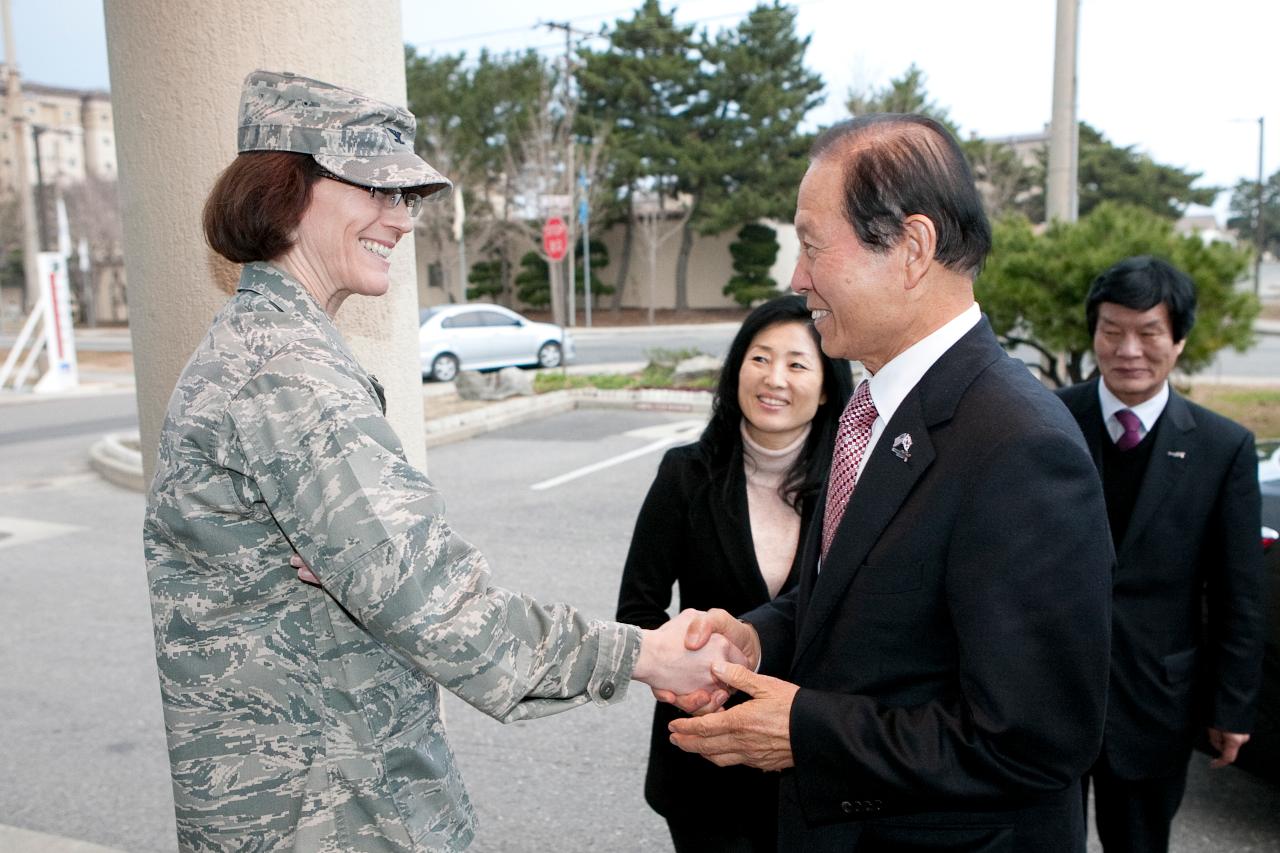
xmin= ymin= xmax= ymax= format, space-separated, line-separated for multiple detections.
xmin=203 ymin=151 xmax=319 ymax=263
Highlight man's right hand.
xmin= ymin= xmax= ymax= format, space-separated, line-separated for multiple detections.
xmin=652 ymin=608 xmax=762 ymax=713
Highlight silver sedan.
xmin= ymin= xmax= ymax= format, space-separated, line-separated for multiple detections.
xmin=418 ymin=303 xmax=574 ymax=382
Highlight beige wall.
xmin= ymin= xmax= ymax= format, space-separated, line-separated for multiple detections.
xmin=104 ymin=0 xmax=428 ymax=478
xmin=418 ymin=218 xmax=800 ymax=313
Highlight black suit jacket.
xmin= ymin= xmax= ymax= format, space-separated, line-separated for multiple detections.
xmin=745 ymin=320 xmax=1114 ymax=852
xmin=616 ymin=442 xmax=809 ymax=823
xmin=1057 ymin=378 xmax=1266 ymax=779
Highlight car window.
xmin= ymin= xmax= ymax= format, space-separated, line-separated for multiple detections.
xmin=419 ymin=307 xmax=442 ymax=325
xmin=441 ymin=311 xmax=486 ymax=329
xmin=479 ymin=310 xmax=521 ymax=327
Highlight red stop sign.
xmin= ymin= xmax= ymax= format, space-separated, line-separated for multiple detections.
xmin=542 ymin=216 xmax=568 ymax=261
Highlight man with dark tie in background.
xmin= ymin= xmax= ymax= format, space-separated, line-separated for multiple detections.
xmin=1057 ymin=256 xmax=1266 ymax=852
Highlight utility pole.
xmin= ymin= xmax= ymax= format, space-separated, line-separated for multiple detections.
xmin=579 ymin=167 xmax=591 ymax=327
xmin=1046 ymin=0 xmax=1080 ymax=223
xmin=541 ymin=19 xmax=592 ymax=327
xmin=1255 ymin=116 xmax=1265 ymax=297
xmin=1 ymin=0 xmax=42 ymax=313
xmin=453 ymin=184 xmax=467 ymax=303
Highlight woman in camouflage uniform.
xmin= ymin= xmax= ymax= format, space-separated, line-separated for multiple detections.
xmin=144 ymin=70 xmax=741 ymax=852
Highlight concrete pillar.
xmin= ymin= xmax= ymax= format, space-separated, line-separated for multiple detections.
xmin=1045 ymin=0 xmax=1080 ymax=223
xmin=103 ymin=0 xmax=428 ymax=482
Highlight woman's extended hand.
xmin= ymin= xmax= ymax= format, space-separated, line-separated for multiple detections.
xmin=631 ymin=609 xmax=751 ymax=714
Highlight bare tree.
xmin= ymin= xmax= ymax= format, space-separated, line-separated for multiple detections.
xmin=633 ymin=186 xmax=691 ymax=325
xmin=500 ymin=72 xmax=612 ymax=324
xmin=60 ymin=177 xmax=125 ymax=325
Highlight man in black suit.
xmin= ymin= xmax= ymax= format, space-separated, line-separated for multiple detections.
xmin=664 ymin=114 xmax=1114 ymax=851
xmin=1056 ymin=256 xmax=1265 ymax=852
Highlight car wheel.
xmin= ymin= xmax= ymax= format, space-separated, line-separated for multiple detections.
xmin=430 ymin=353 xmax=460 ymax=382
xmin=537 ymin=341 xmax=563 ymax=369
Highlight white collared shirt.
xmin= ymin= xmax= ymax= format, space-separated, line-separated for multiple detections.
xmin=1097 ymin=378 xmax=1169 ymax=445
xmin=857 ymin=302 xmax=982 ymax=481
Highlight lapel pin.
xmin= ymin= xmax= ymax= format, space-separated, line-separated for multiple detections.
xmin=892 ymin=432 xmax=912 ymax=462
xmin=1167 ymin=450 xmax=1186 ymax=459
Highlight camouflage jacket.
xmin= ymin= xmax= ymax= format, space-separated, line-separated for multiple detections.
xmin=144 ymin=262 xmax=640 ymax=852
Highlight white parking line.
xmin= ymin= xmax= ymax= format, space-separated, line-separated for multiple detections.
xmin=530 ymin=419 xmax=705 ymax=491
xmin=0 ymin=516 xmax=83 ymax=550
xmin=0 ymin=824 xmax=126 ymax=852
xmin=0 ymin=473 xmax=99 ymax=494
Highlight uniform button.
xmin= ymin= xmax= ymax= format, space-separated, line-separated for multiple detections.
xmin=599 ymin=681 xmax=615 ymax=700
xmin=841 ymin=800 xmax=854 ymax=814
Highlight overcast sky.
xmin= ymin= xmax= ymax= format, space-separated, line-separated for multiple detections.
xmin=6 ymin=0 xmax=1277 ymax=220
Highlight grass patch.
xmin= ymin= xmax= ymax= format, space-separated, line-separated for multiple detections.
xmin=1182 ymin=384 xmax=1280 ymax=446
xmin=534 ymin=372 xmax=639 ymax=393
xmin=535 ymin=347 xmax=719 ymax=393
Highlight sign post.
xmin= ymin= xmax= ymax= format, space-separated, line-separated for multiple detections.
xmin=578 ymin=168 xmax=592 ymax=327
xmin=34 ymin=251 xmax=78 ymax=393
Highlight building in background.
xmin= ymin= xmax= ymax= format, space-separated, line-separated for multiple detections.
xmin=1 ymin=63 xmax=126 ymax=327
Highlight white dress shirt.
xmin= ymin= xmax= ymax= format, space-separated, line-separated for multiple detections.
xmin=857 ymin=302 xmax=982 ymax=481
xmin=1097 ymin=378 xmax=1169 ymax=445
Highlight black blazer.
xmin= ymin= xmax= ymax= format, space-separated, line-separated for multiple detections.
xmin=745 ymin=320 xmax=1114 ymax=852
xmin=1057 ymin=378 xmax=1266 ymax=779
xmin=616 ymin=441 xmax=810 ymax=823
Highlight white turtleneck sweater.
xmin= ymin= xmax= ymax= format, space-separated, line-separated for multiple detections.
xmin=740 ymin=422 xmax=809 ymax=598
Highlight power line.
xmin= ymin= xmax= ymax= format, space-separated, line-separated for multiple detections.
xmin=410 ymin=1 xmax=819 ymax=51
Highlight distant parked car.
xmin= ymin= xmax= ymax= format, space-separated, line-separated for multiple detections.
xmin=1261 ymin=443 xmax=1280 ymax=545
xmin=418 ymin=304 xmax=574 ymax=382
xmin=1234 ymin=444 xmax=1280 ymax=783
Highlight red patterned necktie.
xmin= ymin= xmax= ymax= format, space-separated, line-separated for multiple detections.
xmin=822 ymin=380 xmax=878 ymax=560
xmin=1114 ymin=408 xmax=1143 ymax=451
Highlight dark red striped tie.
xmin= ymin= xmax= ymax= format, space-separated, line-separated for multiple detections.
xmin=821 ymin=380 xmax=878 ymax=560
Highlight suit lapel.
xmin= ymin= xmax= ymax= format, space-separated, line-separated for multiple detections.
xmin=792 ymin=318 xmax=1003 ymax=666
xmin=1118 ymin=390 xmax=1195 ymax=560
xmin=794 ymin=396 xmax=935 ymax=661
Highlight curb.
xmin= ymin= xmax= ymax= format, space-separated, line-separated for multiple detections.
xmin=90 ymin=387 xmax=714 ymax=491
xmin=425 ymin=387 xmax=711 ymax=447
xmin=88 ymin=431 xmax=145 ymax=492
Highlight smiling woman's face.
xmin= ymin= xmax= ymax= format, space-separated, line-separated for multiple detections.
xmin=737 ymin=320 xmax=828 ymax=451
xmin=282 ymin=176 xmax=413 ymax=313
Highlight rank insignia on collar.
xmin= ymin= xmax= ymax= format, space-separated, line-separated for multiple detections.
xmin=892 ymin=432 xmax=912 ymax=462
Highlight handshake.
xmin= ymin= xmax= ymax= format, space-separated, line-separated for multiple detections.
xmin=292 ymin=555 xmax=763 ymax=718
xmin=630 ymin=609 xmax=762 ymax=715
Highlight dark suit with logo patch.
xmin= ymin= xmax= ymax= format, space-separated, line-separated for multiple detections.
xmin=1057 ymin=378 xmax=1265 ymax=850
xmin=745 ymin=320 xmax=1114 ymax=852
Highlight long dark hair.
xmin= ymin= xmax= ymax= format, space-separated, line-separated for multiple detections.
xmin=700 ymin=294 xmax=853 ymax=509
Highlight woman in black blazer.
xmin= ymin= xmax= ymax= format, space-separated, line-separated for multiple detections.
xmin=617 ymin=295 xmax=853 ymax=853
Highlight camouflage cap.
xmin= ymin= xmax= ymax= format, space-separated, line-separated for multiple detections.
xmin=237 ymin=69 xmax=451 ymax=196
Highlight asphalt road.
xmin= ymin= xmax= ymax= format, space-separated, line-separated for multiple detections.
xmin=0 ymin=399 xmax=1277 ymax=851
xmin=8 ymin=318 xmax=1278 ymax=382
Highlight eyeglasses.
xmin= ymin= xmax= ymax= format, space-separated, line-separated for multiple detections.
xmin=316 ymin=169 xmax=426 ymax=220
